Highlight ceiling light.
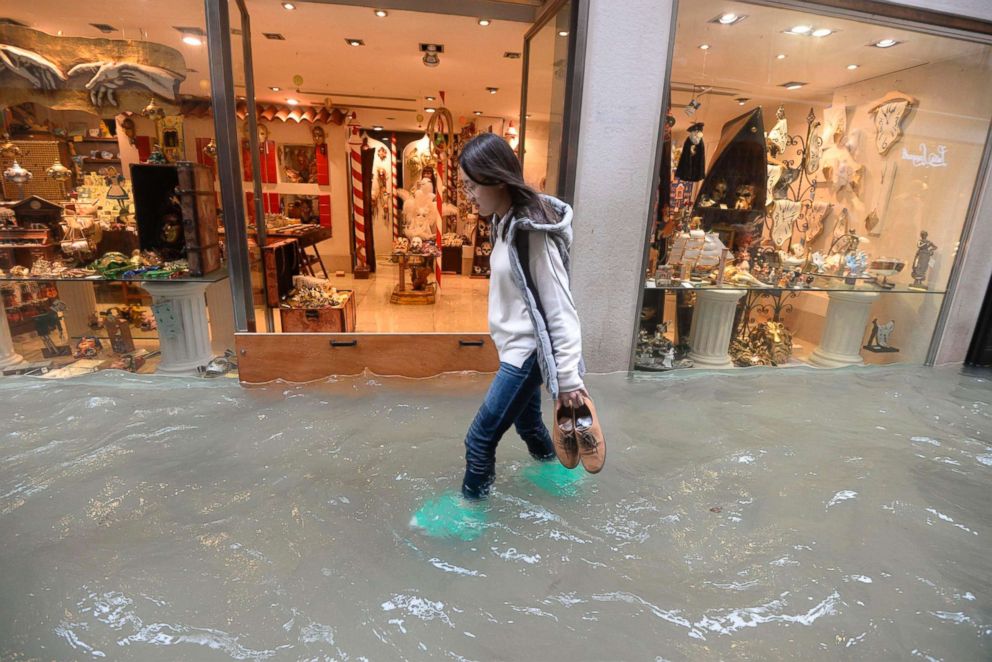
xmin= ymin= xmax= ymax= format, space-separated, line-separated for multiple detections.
xmin=503 ymin=51 xmax=521 ymax=59
xmin=281 ymin=2 xmax=296 ymax=9
xmin=473 ymin=111 xmax=483 ymax=116
xmin=346 ymin=39 xmax=364 ymax=46
xmin=263 ymin=33 xmax=285 ymax=40
xmin=425 ymin=107 xmax=436 ymax=113
xmin=422 ymin=43 xmax=441 ymax=67
xmin=426 ymin=95 xmax=436 ymax=101
xmin=847 ymin=63 xmax=859 ymax=70
xmin=558 ymin=30 xmax=569 ymax=37
xmin=478 ymin=19 xmax=491 ymax=26
xmin=812 ymin=28 xmax=833 ymax=37
xmin=269 ymin=86 xmax=281 ymax=91
xmin=776 ymin=53 xmax=787 ymax=59
xmin=735 ymin=97 xmax=749 ymax=105
xmin=699 ymin=43 xmax=711 ymax=50
xmin=372 ymin=125 xmax=383 ymax=131
xmin=872 ymin=38 xmax=900 ymax=48
xmin=374 ymin=9 xmax=388 ymax=17
xmin=182 ymin=35 xmax=202 ymax=46
xmin=525 ymin=113 xmax=532 ymax=118
xmin=789 ymin=25 xmax=812 ymax=34
xmin=486 ymin=87 xmax=498 ymax=94
xmin=710 ymin=12 xmax=747 ymax=25
xmin=781 ymin=81 xmax=806 ymax=90
xmin=90 ymin=23 xmax=117 ymax=33
xmin=719 ymin=13 xmax=738 ymax=23
xmin=286 ymin=98 xmax=299 ymax=105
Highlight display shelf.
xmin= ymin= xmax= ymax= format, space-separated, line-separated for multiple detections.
xmin=0 ymin=267 xmax=229 ymax=284
xmin=73 ymin=137 xmax=119 ymax=143
xmin=644 ymin=280 xmax=946 ymax=295
xmin=81 ymin=158 xmax=121 ymax=164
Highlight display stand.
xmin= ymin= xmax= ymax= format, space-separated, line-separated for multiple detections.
xmin=809 ymin=290 xmax=880 ymax=367
xmin=140 ymin=281 xmax=214 ymax=375
xmin=688 ymin=288 xmax=747 ymax=368
xmin=57 ymin=281 xmax=98 ymax=338
xmin=205 ymin=280 xmax=236 ymax=355
xmin=0 ymin=298 xmax=26 ymax=370
xmin=391 ymin=253 xmax=436 ymax=305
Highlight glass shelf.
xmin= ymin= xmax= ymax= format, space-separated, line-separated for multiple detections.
xmin=0 ymin=267 xmax=229 ymax=284
xmin=644 ymin=277 xmax=946 ymax=295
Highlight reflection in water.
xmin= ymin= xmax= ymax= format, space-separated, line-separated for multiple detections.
xmin=0 ymin=366 xmax=990 ymax=660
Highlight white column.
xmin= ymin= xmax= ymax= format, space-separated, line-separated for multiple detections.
xmin=140 ymin=281 xmax=213 ymax=376
xmin=0 ymin=298 xmax=25 ymax=370
xmin=57 ymin=282 xmax=98 ymax=338
xmin=205 ymin=280 xmax=236 ymax=356
xmin=688 ymin=289 xmax=746 ymax=369
xmin=809 ymin=290 xmax=880 ymax=368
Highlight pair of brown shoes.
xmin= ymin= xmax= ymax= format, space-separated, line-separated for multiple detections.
xmin=553 ymin=395 xmax=606 ymax=473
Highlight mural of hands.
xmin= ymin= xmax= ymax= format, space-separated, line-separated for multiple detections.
xmin=0 ymin=43 xmax=66 ymax=90
xmin=67 ymin=61 xmax=185 ymax=107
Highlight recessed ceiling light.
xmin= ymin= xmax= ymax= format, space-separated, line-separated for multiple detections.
xmin=374 ymin=9 xmax=388 ymax=17
xmin=347 ymin=39 xmax=364 ymax=46
xmin=776 ymin=53 xmax=787 ymax=59
xmin=287 ymin=98 xmax=299 ymax=105
xmin=386 ymin=116 xmax=395 ymax=120
xmin=182 ymin=35 xmax=202 ymax=46
xmin=558 ymin=30 xmax=569 ymax=37
xmin=281 ymin=2 xmax=296 ymax=10
xmin=781 ymin=81 xmax=806 ymax=90
xmin=789 ymin=25 xmax=812 ymax=34
xmin=847 ymin=63 xmax=859 ymax=70
xmin=269 ymin=86 xmax=281 ymax=91
xmin=812 ymin=28 xmax=833 ymax=37
xmin=719 ymin=13 xmax=737 ymax=23
xmin=486 ymin=87 xmax=498 ymax=94
xmin=90 ymin=23 xmax=117 ymax=33
xmin=478 ymin=18 xmax=491 ymax=26
xmin=710 ymin=12 xmax=746 ymax=25
xmin=372 ymin=125 xmax=383 ymax=131
xmin=735 ymin=97 xmax=749 ymax=105
xmin=872 ymin=38 xmax=900 ymax=48
xmin=699 ymin=43 xmax=711 ymax=50
xmin=503 ymin=51 xmax=521 ymax=59
xmin=525 ymin=113 xmax=532 ymax=118
xmin=473 ymin=111 xmax=483 ymax=116
xmin=426 ymin=95 xmax=436 ymax=101
xmin=262 ymin=33 xmax=285 ymax=40
xmin=425 ymin=107 xmax=436 ymax=113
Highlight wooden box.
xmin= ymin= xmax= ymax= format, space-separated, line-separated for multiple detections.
xmin=131 ymin=162 xmax=221 ymax=276
xmin=279 ymin=290 xmax=356 ymax=333
xmin=441 ymin=245 xmax=463 ymax=274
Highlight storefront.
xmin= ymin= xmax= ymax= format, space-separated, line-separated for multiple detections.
xmin=634 ymin=0 xmax=992 ymax=373
xmin=0 ymin=0 xmax=587 ymax=379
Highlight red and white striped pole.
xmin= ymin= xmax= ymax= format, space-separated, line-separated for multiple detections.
xmin=434 ymin=160 xmax=444 ymax=289
xmin=348 ymin=124 xmax=368 ymax=273
xmin=390 ymin=133 xmax=399 ymax=241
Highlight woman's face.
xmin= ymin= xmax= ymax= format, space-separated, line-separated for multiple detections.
xmin=459 ymin=167 xmax=507 ymax=216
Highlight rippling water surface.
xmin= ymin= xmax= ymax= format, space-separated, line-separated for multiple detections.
xmin=0 ymin=366 xmax=990 ymax=660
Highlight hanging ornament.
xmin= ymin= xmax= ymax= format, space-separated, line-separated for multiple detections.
xmin=202 ymin=138 xmax=218 ymax=159
xmin=0 ymin=135 xmax=20 ymax=160
xmin=292 ymin=74 xmax=304 ymax=87
xmin=46 ymin=160 xmax=72 ymax=182
xmin=3 ymin=160 xmax=32 ymax=186
xmin=140 ymin=97 xmax=166 ymax=121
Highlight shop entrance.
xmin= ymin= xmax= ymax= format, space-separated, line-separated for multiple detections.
xmin=223 ymin=0 xmax=581 ymax=381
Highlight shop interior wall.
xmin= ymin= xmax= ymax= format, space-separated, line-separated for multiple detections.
xmin=522 ymin=118 xmax=550 ymax=189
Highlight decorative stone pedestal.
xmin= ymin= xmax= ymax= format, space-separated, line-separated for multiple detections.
xmin=140 ymin=281 xmax=213 ymax=376
xmin=0 ymin=298 xmax=25 ymax=370
xmin=205 ymin=280 xmax=236 ymax=355
xmin=57 ymin=281 xmax=98 ymax=338
xmin=688 ymin=288 xmax=746 ymax=369
xmin=809 ymin=290 xmax=880 ymax=368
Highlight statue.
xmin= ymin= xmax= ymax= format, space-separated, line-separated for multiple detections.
xmin=909 ymin=230 xmax=937 ymax=290
xmin=396 ymin=177 xmax=456 ymax=241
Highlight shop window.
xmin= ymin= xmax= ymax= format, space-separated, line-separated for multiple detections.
xmin=636 ymin=0 xmax=992 ymax=372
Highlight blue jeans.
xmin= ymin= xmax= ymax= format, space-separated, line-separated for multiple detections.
xmin=462 ymin=352 xmax=556 ymax=499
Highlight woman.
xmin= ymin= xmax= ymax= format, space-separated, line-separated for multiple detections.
xmin=458 ymin=133 xmax=604 ymax=500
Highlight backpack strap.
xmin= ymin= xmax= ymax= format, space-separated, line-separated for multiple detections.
xmin=515 ymin=229 xmax=553 ymax=354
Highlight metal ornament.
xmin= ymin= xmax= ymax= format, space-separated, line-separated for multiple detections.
xmin=46 ymin=160 xmax=71 ymax=181
xmin=140 ymin=97 xmax=166 ymax=121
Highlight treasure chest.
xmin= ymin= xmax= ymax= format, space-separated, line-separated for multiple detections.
xmin=130 ymin=162 xmax=221 ymax=276
xmin=279 ymin=290 xmax=356 ymax=333
xmin=262 ymin=238 xmax=301 ymax=307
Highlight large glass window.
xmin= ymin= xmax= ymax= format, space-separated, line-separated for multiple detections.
xmin=636 ymin=0 xmax=992 ymax=372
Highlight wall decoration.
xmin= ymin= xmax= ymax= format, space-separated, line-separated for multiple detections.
xmin=312 ymin=125 xmax=330 ymax=185
xmin=866 ymin=161 xmax=898 ymax=236
xmin=279 ymin=144 xmax=318 ymax=183
xmin=156 ymin=115 xmax=185 ymax=162
xmin=867 ymin=91 xmax=916 ymax=155
xmin=0 ymin=25 xmax=186 ymax=116
xmin=279 ymin=195 xmax=321 ymax=224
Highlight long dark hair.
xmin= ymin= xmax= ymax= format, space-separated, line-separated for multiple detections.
xmin=459 ymin=132 xmax=559 ymax=235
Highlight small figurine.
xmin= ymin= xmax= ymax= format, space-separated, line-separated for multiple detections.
xmin=864 ymin=318 xmax=900 ymax=353
xmin=909 ymin=230 xmax=937 ymax=290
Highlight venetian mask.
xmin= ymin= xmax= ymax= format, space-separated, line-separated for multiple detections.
xmin=311 ymin=126 xmax=325 ymax=145
xmin=121 ymin=117 xmax=136 ymax=146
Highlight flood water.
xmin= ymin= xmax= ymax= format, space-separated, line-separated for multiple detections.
xmin=0 ymin=365 xmax=990 ymax=660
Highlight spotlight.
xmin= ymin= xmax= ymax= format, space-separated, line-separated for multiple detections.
xmin=425 ymin=107 xmax=436 ymax=113
xmin=719 ymin=13 xmax=738 ymax=24
xmin=347 ymin=39 xmax=364 ymax=47
xmin=282 ymin=2 xmax=296 ymax=10
xmin=735 ymin=97 xmax=749 ymax=106
xmin=872 ymin=38 xmax=899 ymax=48
xmin=776 ymin=53 xmax=787 ymax=59
xmin=269 ymin=86 xmax=281 ymax=91
xmin=789 ymin=25 xmax=812 ymax=34
xmin=781 ymin=82 xmax=805 ymax=90
xmin=182 ymin=35 xmax=202 ymax=46
xmin=478 ymin=19 xmax=491 ymax=27
xmin=709 ymin=12 xmax=746 ymax=25
xmin=698 ymin=43 xmax=711 ymax=50
xmin=486 ymin=87 xmax=498 ymax=94
xmin=558 ymin=30 xmax=569 ymax=37
xmin=473 ymin=111 xmax=483 ymax=116
xmin=812 ymin=28 xmax=833 ymax=37
xmin=372 ymin=125 xmax=383 ymax=131
xmin=374 ymin=9 xmax=388 ymax=17
xmin=287 ymin=98 xmax=299 ymax=105
xmin=426 ymin=96 xmax=436 ymax=101
xmin=847 ymin=64 xmax=859 ymax=70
